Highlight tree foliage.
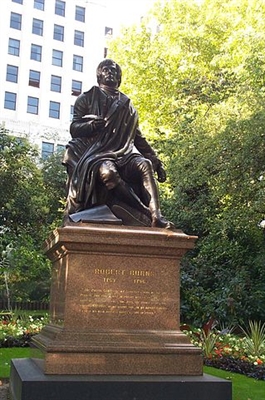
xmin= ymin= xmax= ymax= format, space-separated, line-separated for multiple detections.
xmin=108 ymin=0 xmax=265 ymax=325
xmin=0 ymin=128 xmax=66 ymax=303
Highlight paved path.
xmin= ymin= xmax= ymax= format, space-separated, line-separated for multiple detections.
xmin=0 ymin=381 xmax=9 ymax=400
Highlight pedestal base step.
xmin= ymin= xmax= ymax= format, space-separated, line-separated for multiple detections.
xmin=10 ymin=358 xmax=232 ymax=400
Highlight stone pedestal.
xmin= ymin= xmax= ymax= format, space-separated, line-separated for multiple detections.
xmin=10 ymin=224 xmax=232 ymax=399
xmin=10 ymin=358 xmax=232 ymax=400
xmin=33 ymin=225 xmax=202 ymax=375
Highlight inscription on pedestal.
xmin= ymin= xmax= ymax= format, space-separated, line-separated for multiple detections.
xmin=80 ymin=288 xmax=169 ymax=316
xmin=79 ymin=267 xmax=169 ymax=317
xmin=66 ymin=260 xmax=179 ymax=330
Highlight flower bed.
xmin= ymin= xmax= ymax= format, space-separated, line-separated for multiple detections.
xmin=0 ymin=313 xmax=48 ymax=348
xmin=182 ymin=321 xmax=265 ymax=380
xmin=1 ymin=314 xmax=265 ymax=380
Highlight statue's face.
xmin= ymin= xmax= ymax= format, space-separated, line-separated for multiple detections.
xmin=99 ymin=63 xmax=119 ymax=87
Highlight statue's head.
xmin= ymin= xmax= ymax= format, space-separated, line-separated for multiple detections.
xmin=96 ymin=59 xmax=122 ymax=88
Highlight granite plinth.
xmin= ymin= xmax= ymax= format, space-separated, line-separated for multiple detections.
xmin=32 ymin=225 xmax=202 ymax=376
xmin=10 ymin=358 xmax=232 ymax=400
xmin=32 ymin=225 xmax=202 ymax=375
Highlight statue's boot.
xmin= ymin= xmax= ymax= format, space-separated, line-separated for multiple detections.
xmin=113 ymin=180 xmax=150 ymax=217
xmin=141 ymin=166 xmax=175 ymax=230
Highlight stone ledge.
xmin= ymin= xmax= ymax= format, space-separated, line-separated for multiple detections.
xmin=10 ymin=358 xmax=232 ymax=400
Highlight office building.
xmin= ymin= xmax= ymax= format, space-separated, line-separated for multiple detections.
xmin=0 ymin=0 xmax=113 ymax=158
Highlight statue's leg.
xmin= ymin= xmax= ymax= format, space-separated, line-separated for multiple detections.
xmin=63 ymin=164 xmax=82 ymax=218
xmin=98 ymin=160 xmax=121 ymax=190
xmin=98 ymin=160 xmax=149 ymax=214
xmin=134 ymin=158 xmax=174 ymax=229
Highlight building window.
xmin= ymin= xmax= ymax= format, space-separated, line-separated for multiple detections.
xmin=34 ymin=0 xmax=44 ymax=11
xmin=41 ymin=142 xmax=54 ymax=159
xmin=73 ymin=55 xmax=83 ymax=72
xmin=27 ymin=96 xmax=39 ymax=114
xmin=51 ymin=75 xmax=62 ymax=92
xmin=8 ymin=38 xmax=20 ymax=56
xmin=10 ymin=12 xmax=22 ymax=30
xmin=74 ymin=30 xmax=84 ymax=47
xmin=52 ymin=49 xmax=63 ymax=67
xmin=75 ymin=6 xmax=85 ymax=22
xmin=6 ymin=65 xmax=18 ymax=83
xmin=29 ymin=70 xmax=40 ymax=87
xmin=12 ymin=0 xmax=23 ymax=4
xmin=32 ymin=18 xmax=43 ymax=36
xmin=72 ymin=80 xmax=82 ymax=96
xmin=49 ymin=101 xmax=60 ymax=119
xmin=105 ymin=27 xmax=113 ymax=36
xmin=56 ymin=144 xmax=65 ymax=153
xmin=31 ymin=44 xmax=42 ymax=61
xmin=70 ymin=105 xmax=74 ymax=120
xmin=55 ymin=0 xmax=65 ymax=16
xmin=53 ymin=24 xmax=64 ymax=41
xmin=4 ymin=92 xmax=17 ymax=110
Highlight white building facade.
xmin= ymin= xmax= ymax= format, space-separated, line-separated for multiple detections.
xmin=0 ymin=0 xmax=113 ymax=158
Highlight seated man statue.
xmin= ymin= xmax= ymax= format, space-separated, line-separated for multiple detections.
xmin=63 ymin=59 xmax=174 ymax=229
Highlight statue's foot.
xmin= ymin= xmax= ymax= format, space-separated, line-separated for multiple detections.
xmin=62 ymin=214 xmax=75 ymax=227
xmin=151 ymin=216 xmax=175 ymax=230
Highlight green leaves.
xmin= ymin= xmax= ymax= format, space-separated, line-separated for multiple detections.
xmin=108 ymin=0 xmax=265 ymax=325
xmin=0 ymin=129 xmax=65 ymax=303
xmin=240 ymin=321 xmax=265 ymax=358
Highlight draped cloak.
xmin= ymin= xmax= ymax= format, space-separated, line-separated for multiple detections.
xmin=63 ymin=86 xmax=158 ymax=214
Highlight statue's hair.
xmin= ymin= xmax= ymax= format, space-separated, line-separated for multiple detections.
xmin=96 ymin=59 xmax=122 ymax=86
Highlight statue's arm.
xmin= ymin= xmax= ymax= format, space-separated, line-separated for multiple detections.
xmin=70 ymin=94 xmax=105 ymax=138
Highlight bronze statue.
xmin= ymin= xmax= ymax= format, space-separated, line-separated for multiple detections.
xmin=63 ymin=59 xmax=174 ymax=229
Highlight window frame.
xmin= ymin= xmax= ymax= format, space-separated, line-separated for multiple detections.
xmin=53 ymin=24 xmax=64 ymax=41
xmin=55 ymin=0 xmax=65 ymax=17
xmin=29 ymin=70 xmax=41 ymax=87
xmin=30 ymin=44 xmax=42 ymax=61
xmin=51 ymin=75 xmax=62 ymax=92
xmin=34 ymin=0 xmax=45 ymax=11
xmin=105 ymin=26 xmax=113 ymax=36
xmin=74 ymin=30 xmax=84 ymax=47
xmin=73 ymin=55 xmax=83 ymax=72
xmin=8 ymin=38 xmax=20 ymax=56
xmin=6 ymin=65 xmax=18 ymax=83
xmin=52 ymin=49 xmax=63 ymax=67
xmin=56 ymin=144 xmax=65 ymax=153
xmin=71 ymin=79 xmax=82 ymax=96
xmin=4 ymin=92 xmax=17 ymax=110
xmin=27 ymin=96 xmax=39 ymax=114
xmin=32 ymin=18 xmax=43 ymax=36
xmin=70 ymin=105 xmax=74 ymax=120
xmin=75 ymin=6 xmax=85 ymax=22
xmin=49 ymin=101 xmax=60 ymax=119
xmin=10 ymin=12 xmax=22 ymax=30
xmin=41 ymin=141 xmax=54 ymax=159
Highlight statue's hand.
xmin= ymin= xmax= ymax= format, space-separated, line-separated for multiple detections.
xmin=156 ymin=164 xmax=167 ymax=183
xmin=90 ymin=117 xmax=106 ymax=132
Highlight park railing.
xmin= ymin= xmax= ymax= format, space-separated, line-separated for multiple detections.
xmin=0 ymin=300 xmax=49 ymax=311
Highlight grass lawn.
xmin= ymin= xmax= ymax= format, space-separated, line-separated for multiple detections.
xmin=204 ymin=366 xmax=265 ymax=400
xmin=0 ymin=348 xmax=43 ymax=378
xmin=1 ymin=350 xmax=264 ymax=400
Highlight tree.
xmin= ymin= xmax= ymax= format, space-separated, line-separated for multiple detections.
xmin=0 ymin=129 xmax=49 ymax=240
xmin=0 ymin=129 xmax=62 ymax=303
xmin=41 ymin=151 xmax=67 ymax=228
xmin=108 ymin=0 xmax=265 ymax=325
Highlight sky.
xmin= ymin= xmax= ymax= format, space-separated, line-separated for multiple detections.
xmin=104 ymin=0 xmax=158 ymax=31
